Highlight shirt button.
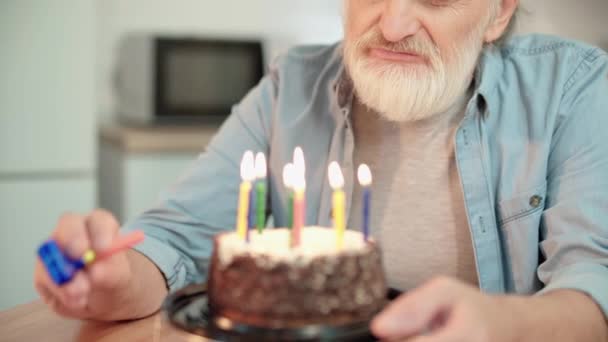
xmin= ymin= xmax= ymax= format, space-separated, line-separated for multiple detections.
xmin=529 ymin=195 xmax=543 ymax=208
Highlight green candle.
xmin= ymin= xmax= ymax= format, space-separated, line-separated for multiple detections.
xmin=254 ymin=152 xmax=267 ymax=234
xmin=256 ymin=181 xmax=266 ymax=233
xmin=287 ymin=190 xmax=294 ymax=229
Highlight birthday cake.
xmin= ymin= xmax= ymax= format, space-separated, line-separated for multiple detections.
xmin=207 ymin=227 xmax=387 ymax=328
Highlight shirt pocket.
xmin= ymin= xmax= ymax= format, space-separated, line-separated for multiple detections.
xmin=496 ymin=182 xmax=547 ymax=294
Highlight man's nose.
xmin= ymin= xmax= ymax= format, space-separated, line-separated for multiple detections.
xmin=379 ymin=0 xmax=422 ymax=42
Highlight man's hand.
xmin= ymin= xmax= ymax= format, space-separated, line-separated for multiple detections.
xmin=371 ymin=277 xmax=608 ymax=342
xmin=371 ymin=277 xmax=518 ymax=341
xmin=34 ymin=209 xmax=167 ymax=321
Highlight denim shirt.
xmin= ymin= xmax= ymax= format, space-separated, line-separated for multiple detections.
xmin=125 ymin=34 xmax=608 ymax=317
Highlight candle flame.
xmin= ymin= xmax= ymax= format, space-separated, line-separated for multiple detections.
xmin=357 ymin=164 xmax=372 ymax=186
xmin=293 ymin=162 xmax=306 ymax=190
xmin=293 ymin=147 xmax=305 ymax=177
xmin=328 ymin=161 xmax=344 ymax=189
xmin=282 ymin=163 xmax=294 ymax=188
xmin=293 ymin=175 xmax=306 ymax=190
xmin=240 ymin=151 xmax=255 ymax=181
xmin=255 ymin=152 xmax=267 ymax=179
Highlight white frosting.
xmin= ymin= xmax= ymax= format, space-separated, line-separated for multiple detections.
xmin=217 ymin=227 xmax=372 ymax=268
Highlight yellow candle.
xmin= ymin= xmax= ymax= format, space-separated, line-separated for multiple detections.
xmin=333 ymin=188 xmax=345 ymax=248
xmin=328 ymin=161 xmax=345 ymax=249
xmin=237 ymin=151 xmax=255 ymax=240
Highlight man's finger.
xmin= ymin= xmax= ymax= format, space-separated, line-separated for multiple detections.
xmin=36 ymin=260 xmax=93 ymax=318
xmin=84 ymin=209 xmax=129 ymax=290
xmin=404 ymin=304 xmax=472 ymax=342
xmin=48 ymin=295 xmax=92 ymax=320
xmin=87 ymin=254 xmax=127 ymax=290
xmin=61 ymin=271 xmax=91 ymax=309
xmin=34 ymin=259 xmax=68 ymax=304
xmin=34 ymin=278 xmax=54 ymax=305
xmin=52 ymin=213 xmax=90 ymax=259
xmin=85 ymin=209 xmax=119 ymax=251
xmin=371 ymin=277 xmax=461 ymax=339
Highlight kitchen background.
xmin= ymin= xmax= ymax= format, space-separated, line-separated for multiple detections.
xmin=1 ymin=0 xmax=607 ymax=310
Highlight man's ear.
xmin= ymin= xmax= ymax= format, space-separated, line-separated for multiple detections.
xmin=484 ymin=0 xmax=519 ymax=43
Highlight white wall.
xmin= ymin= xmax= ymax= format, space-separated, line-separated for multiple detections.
xmin=516 ymin=0 xmax=608 ymax=47
xmin=0 ymin=0 xmax=96 ymax=309
xmin=96 ymin=0 xmax=343 ymax=122
xmin=1 ymin=0 xmax=95 ymax=173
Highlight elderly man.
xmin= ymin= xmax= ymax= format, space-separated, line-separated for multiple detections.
xmin=35 ymin=0 xmax=608 ymax=340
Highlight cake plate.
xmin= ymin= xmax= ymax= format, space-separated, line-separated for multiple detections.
xmin=164 ymin=284 xmax=401 ymax=341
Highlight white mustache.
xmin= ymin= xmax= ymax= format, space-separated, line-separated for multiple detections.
xmin=353 ymin=28 xmax=440 ymax=62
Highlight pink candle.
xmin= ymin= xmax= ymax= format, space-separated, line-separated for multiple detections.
xmin=292 ymin=186 xmax=305 ymax=247
xmin=291 ymin=147 xmax=306 ymax=247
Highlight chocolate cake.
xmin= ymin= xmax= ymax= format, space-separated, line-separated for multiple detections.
xmin=207 ymin=227 xmax=387 ymax=328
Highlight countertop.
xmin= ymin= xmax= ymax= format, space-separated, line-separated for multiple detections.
xmin=0 ymin=300 xmax=204 ymax=342
xmin=99 ymin=123 xmax=221 ymax=153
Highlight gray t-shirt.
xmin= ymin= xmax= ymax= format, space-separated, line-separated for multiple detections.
xmin=348 ymin=95 xmax=479 ymax=291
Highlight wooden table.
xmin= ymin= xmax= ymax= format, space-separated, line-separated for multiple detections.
xmin=0 ymin=301 xmax=207 ymax=342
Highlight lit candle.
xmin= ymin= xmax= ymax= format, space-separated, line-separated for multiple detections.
xmin=282 ymin=163 xmax=295 ymax=229
xmin=247 ymin=157 xmax=257 ymax=242
xmin=292 ymin=147 xmax=306 ymax=248
xmin=328 ymin=161 xmax=345 ymax=249
xmin=255 ymin=152 xmax=267 ymax=233
xmin=237 ymin=151 xmax=255 ymax=240
xmin=292 ymin=169 xmax=306 ymax=248
xmin=248 ymin=176 xmax=256 ymax=236
xmin=357 ymin=164 xmax=372 ymax=242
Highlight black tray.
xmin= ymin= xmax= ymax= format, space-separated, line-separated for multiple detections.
xmin=163 ymin=284 xmax=402 ymax=341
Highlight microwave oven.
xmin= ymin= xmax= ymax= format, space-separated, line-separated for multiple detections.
xmin=115 ymin=35 xmax=265 ymax=124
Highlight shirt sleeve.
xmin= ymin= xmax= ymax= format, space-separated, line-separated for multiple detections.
xmin=121 ymin=67 xmax=277 ymax=292
xmin=537 ymin=48 xmax=608 ymax=318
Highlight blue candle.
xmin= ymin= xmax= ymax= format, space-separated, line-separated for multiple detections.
xmin=247 ymin=180 xmax=257 ymax=242
xmin=362 ymin=187 xmax=371 ymax=241
xmin=357 ymin=164 xmax=372 ymax=242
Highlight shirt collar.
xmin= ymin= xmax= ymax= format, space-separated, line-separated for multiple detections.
xmin=472 ymin=44 xmax=504 ymax=116
xmin=331 ymin=56 xmax=353 ymax=110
